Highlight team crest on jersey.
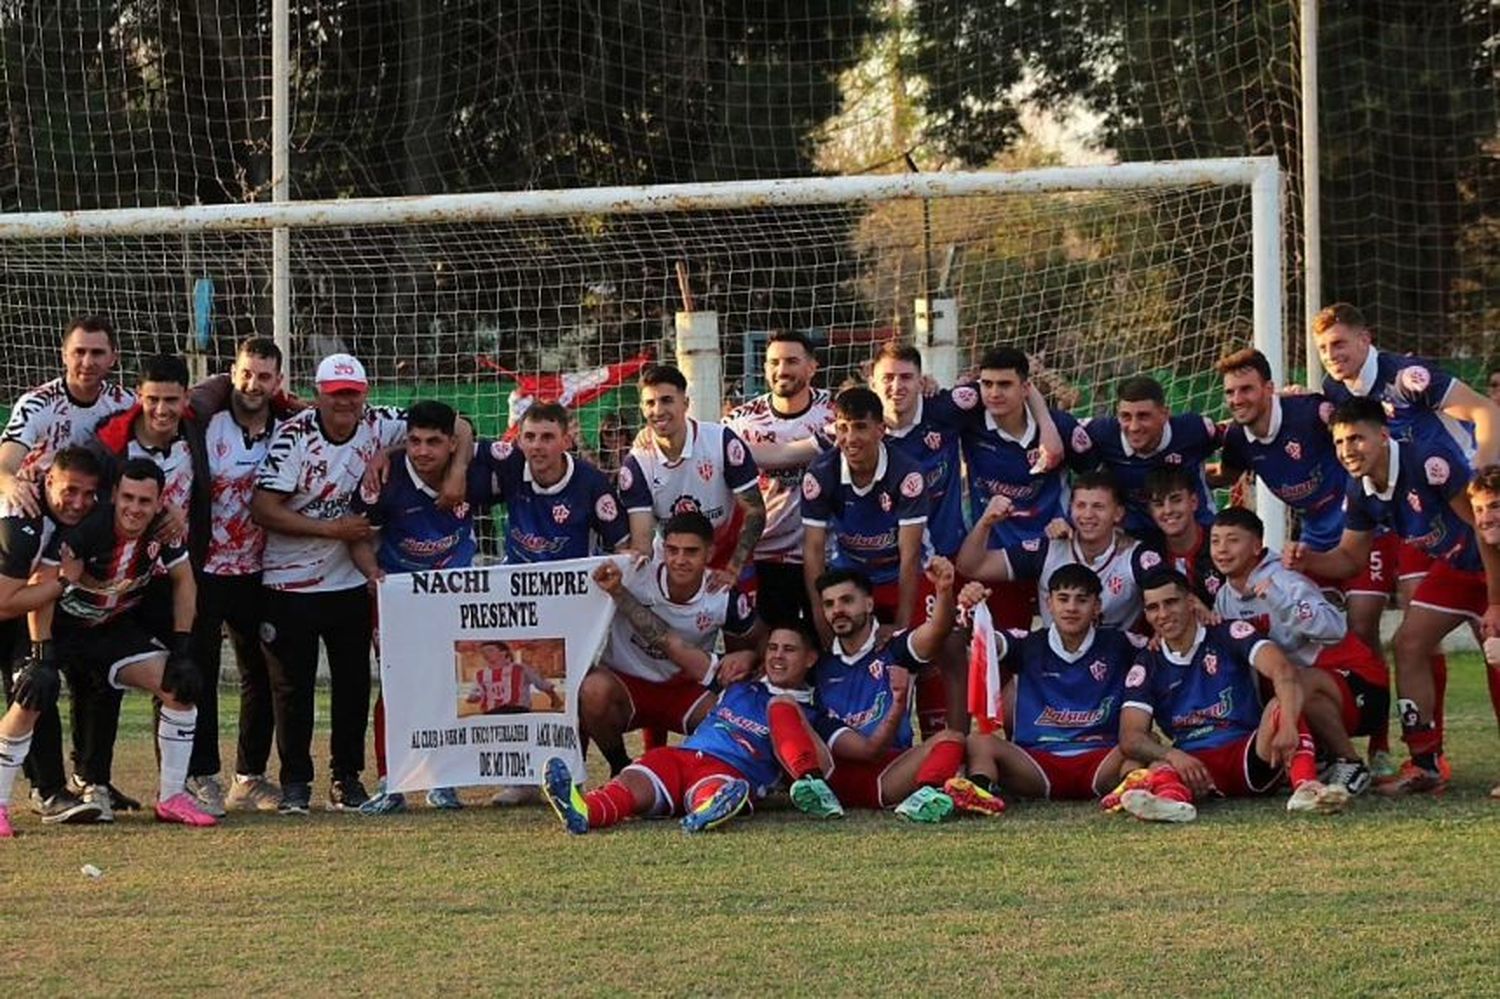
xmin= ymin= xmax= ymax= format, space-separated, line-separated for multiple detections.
xmin=1203 ymin=652 xmax=1218 ymax=676
xmin=1108 ymin=574 xmax=1124 ymax=595
xmin=867 ymin=658 xmax=885 ymax=680
xmin=697 ymin=459 xmax=715 ymax=483
xmin=1205 ymin=576 xmax=1222 ymax=596
xmin=551 ymin=503 xmax=571 ymax=524
xmin=1423 ymin=456 xmax=1450 ymax=486
xmin=879 ymin=492 xmax=892 ymax=513
xmin=1228 ymin=619 xmax=1257 ymax=640
xmin=1164 ymin=453 xmax=1182 ymax=465
xmin=1139 ymin=549 xmax=1162 ymax=570
xmin=617 ymin=462 xmax=634 ymax=492
xmin=695 ymin=611 xmax=715 ymax=632
xmin=801 ymin=473 xmax=820 ymax=501
xmin=952 ymin=385 xmax=978 ymax=410
xmin=147 ymin=540 xmax=160 ymax=559
xmin=215 ymin=439 xmax=230 ymax=458
xmin=1284 ymin=439 xmax=1302 ymax=461
xmin=1407 ymin=492 xmax=1422 ymax=513
xmin=899 ymin=471 xmax=923 ymax=499
xmin=595 ymin=494 xmax=619 ymax=522
xmin=1398 ymin=365 xmax=1432 ymax=393
xmin=726 ymin=438 xmax=746 ymax=467
xmin=451 ymin=501 xmax=470 ymax=520
xmin=923 ymin=431 xmax=943 ymax=451
xmin=1071 ymin=425 xmax=1092 ymax=453
xmin=1088 ymin=659 xmax=1108 ymax=682
xmin=1025 ymin=447 xmax=1042 ymax=469
xmin=1021 ymin=538 xmax=1042 ymax=552
xmin=1125 ymin=663 xmax=1147 ymax=688
xmin=490 ymin=440 xmax=513 ymax=462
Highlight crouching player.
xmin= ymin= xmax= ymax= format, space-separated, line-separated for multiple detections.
xmin=800 ymin=557 xmax=999 ymax=823
xmin=542 ymin=622 xmax=833 ymax=834
xmin=1115 ymin=569 xmax=1347 ymax=822
xmin=1209 ymin=508 xmax=1383 ymax=796
xmin=1467 ymin=466 xmax=1500 ymax=798
xmin=0 ymin=459 xmax=213 ymax=835
xmin=964 ymin=564 xmax=1144 ymax=807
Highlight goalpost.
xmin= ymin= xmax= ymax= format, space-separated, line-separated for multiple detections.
xmin=0 ymin=157 xmax=1285 ymax=545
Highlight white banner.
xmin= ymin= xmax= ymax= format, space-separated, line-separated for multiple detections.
xmin=376 ymin=557 xmax=614 ymax=793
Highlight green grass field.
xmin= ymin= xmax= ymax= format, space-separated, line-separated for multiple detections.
xmin=5 ymin=656 xmax=1499 ymax=997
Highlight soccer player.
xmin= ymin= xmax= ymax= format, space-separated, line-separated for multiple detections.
xmin=3 ymin=459 xmax=216 ymax=833
xmin=964 ymin=564 xmax=1145 ymax=803
xmin=803 ymin=559 xmax=998 ymax=822
xmin=1314 ymin=301 xmax=1500 ymax=465
xmin=1209 ymin=507 xmax=1382 ymax=796
xmin=192 ymin=338 xmax=286 ymax=813
xmin=542 ymin=621 xmax=834 ymax=835
xmin=1466 ymin=466 xmax=1500 ymax=797
xmin=725 ymin=329 xmax=834 ymax=626
xmin=1080 ymin=375 xmax=1222 ymax=542
xmin=582 ymin=511 xmax=757 ymax=776
xmin=463 ymin=641 xmax=561 ymax=713
xmin=620 ymin=364 xmax=765 ymax=589
xmin=252 ymin=353 xmax=472 ymax=814
xmin=487 ymin=402 xmax=631 ymax=564
xmin=956 ymin=471 xmax=1161 ymax=632
xmin=1143 ymin=465 xmax=1223 ymax=603
xmin=0 ymin=315 xmax=134 ymax=517
xmin=0 ymin=447 xmax=105 ymax=825
xmin=1289 ymin=398 xmax=1500 ymax=794
xmin=1116 ymin=569 xmax=1347 ymax=822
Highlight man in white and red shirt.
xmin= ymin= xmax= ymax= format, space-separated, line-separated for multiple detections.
xmin=620 ymin=364 xmax=765 ymax=590
xmin=724 ymin=330 xmax=834 ymax=627
xmin=252 ymin=352 xmax=471 ymax=814
xmin=464 ymin=641 xmax=561 ymax=714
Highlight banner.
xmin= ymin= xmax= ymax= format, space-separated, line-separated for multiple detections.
xmin=377 ymin=557 xmax=614 ymax=792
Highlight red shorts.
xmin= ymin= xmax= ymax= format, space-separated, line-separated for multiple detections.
xmin=1408 ymin=558 xmax=1488 ymax=619
xmin=1018 ymin=746 xmax=1115 ymax=800
xmin=1341 ymin=534 xmax=1432 ymax=597
xmin=1186 ymin=734 xmax=1280 ymax=798
xmin=626 ymin=747 xmax=747 ymax=815
xmin=1312 ymin=633 xmax=1387 ymax=688
xmin=872 ymin=575 xmax=936 ymax=627
xmin=828 ymin=749 xmax=903 ymax=809
xmin=613 ymin=671 xmax=715 ymax=734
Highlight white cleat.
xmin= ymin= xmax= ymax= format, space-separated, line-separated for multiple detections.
xmin=1121 ymin=789 xmax=1197 ymax=823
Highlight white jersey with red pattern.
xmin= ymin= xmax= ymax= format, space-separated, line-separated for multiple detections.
xmin=603 ymin=557 xmax=756 ymax=683
xmin=255 ymin=406 xmax=406 ymax=592
xmin=618 ymin=418 xmax=759 ymax=564
xmin=0 ymin=377 xmax=134 ymax=478
xmin=203 ymin=409 xmax=276 ymax=576
xmin=724 ymin=390 xmax=834 ymax=563
xmin=468 ymin=664 xmax=532 ymax=711
xmin=127 ymin=434 xmax=195 ymax=516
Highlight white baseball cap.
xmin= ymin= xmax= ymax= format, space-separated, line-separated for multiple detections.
xmin=315 ymin=353 xmax=368 ymax=392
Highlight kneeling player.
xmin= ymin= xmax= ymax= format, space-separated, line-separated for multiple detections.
xmin=965 ymin=564 xmax=1143 ymax=805
xmin=1116 ymin=569 xmax=1347 ymax=822
xmin=543 ymin=622 xmax=832 ymax=834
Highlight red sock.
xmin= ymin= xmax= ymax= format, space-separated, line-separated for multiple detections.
xmin=584 ymin=781 xmax=637 ymax=829
xmin=1431 ymin=654 xmax=1448 ymax=741
xmin=914 ymin=671 xmax=947 ymax=741
xmin=374 ymin=695 xmax=387 ymax=779
xmin=914 ymin=738 xmax=964 ymax=788
xmin=768 ymin=700 xmax=821 ymax=779
xmin=1147 ymin=766 xmax=1193 ymax=804
xmin=1488 ymin=664 xmax=1500 ymax=734
xmin=1289 ymin=720 xmax=1318 ymax=788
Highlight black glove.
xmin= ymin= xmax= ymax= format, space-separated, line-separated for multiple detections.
xmin=13 ymin=640 xmax=60 ymax=711
xmin=161 ymin=632 xmax=200 ymax=704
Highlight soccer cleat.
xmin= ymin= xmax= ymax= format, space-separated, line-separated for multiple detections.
xmin=0 ymin=804 xmax=11 ymax=838
xmin=1287 ymin=780 xmax=1350 ymax=814
xmin=1120 ymin=788 xmax=1197 ymax=823
xmin=680 ymin=778 xmax=750 ymax=833
xmin=490 ymin=785 xmax=540 ymax=807
xmin=1322 ymin=759 xmax=1372 ymax=797
xmin=278 ymin=782 xmax=312 ymax=816
xmin=1100 ymin=769 xmax=1152 ymax=813
xmin=542 ymin=757 xmax=589 ymax=835
xmin=358 ymin=785 xmax=407 ymax=816
xmin=1437 ymin=754 xmax=1453 ymax=783
xmin=1368 ymin=750 xmax=1398 ymax=780
xmin=425 ymin=787 xmax=463 ymax=810
xmin=1374 ymin=761 xmax=1447 ymax=797
xmin=942 ymin=777 xmax=1005 ymax=816
xmin=80 ymin=783 xmax=114 ymax=824
xmin=155 ymin=791 xmax=219 ymax=827
xmin=225 ymin=775 xmax=282 ymax=812
xmin=894 ymin=786 xmax=955 ymax=824
xmin=789 ymin=776 xmax=844 ymax=819
xmin=30 ymin=788 xmax=103 ymax=825
xmin=185 ymin=775 xmax=228 ymax=818
xmin=328 ymin=777 xmax=371 ymax=812
xmin=71 ymin=775 xmax=140 ymax=812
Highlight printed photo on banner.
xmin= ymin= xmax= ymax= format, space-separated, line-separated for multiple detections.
xmin=454 ymin=638 xmax=565 ymax=716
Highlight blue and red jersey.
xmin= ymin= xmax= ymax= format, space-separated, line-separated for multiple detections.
xmin=813 ymin=628 xmax=927 ymax=752
xmin=998 ymin=625 xmax=1142 ymax=755
xmin=488 ymin=444 xmax=630 ymax=564
xmin=1220 ymin=394 xmax=1348 ymax=551
xmin=882 ymin=391 xmax=967 ymax=556
xmin=1343 ymin=437 xmax=1481 ymax=572
xmin=1081 ymin=413 xmax=1222 ymax=539
xmin=354 ymin=447 xmax=502 ymax=573
xmin=800 ymin=443 xmax=929 ymax=585
xmin=681 ymin=680 xmax=820 ymax=797
xmin=1122 ymin=620 xmax=1272 ymax=752
xmin=1322 ymin=350 xmax=1470 ymax=454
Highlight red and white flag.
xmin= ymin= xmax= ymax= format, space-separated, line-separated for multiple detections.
xmin=966 ymin=601 xmax=1004 ymax=734
xmin=479 ymin=351 xmax=653 ymax=437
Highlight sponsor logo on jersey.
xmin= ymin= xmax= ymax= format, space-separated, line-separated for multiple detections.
xmin=670 ymin=495 xmax=704 ymax=516
xmin=1036 ymin=697 xmax=1112 ymax=728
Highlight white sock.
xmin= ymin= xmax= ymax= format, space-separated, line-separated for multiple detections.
xmin=0 ymin=732 xmax=34 ymax=807
xmin=157 ymin=706 xmax=197 ymax=799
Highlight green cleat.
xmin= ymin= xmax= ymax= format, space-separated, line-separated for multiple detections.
xmin=894 ymin=785 xmax=955 ymax=824
xmin=542 ymin=757 xmax=589 ymax=835
xmin=789 ymin=776 xmax=844 ymax=819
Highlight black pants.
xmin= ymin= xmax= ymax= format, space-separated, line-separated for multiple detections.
xmin=0 ymin=617 xmax=66 ymax=797
xmin=262 ymin=585 xmax=372 ymax=787
xmin=190 ymin=571 xmax=274 ymax=778
xmin=753 ymin=560 xmax=814 ymax=628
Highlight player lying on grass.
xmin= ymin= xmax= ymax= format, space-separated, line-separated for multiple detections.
xmin=798 ymin=557 xmax=1002 ymax=823
xmin=964 ymin=563 xmax=1145 ymax=806
xmin=542 ymin=621 xmax=834 ymax=834
xmin=1114 ymin=568 xmax=1349 ymax=823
